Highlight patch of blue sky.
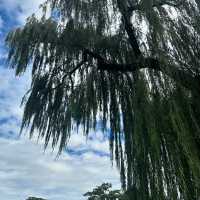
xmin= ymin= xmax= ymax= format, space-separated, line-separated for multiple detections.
xmin=66 ymin=147 xmax=110 ymax=158
xmin=0 ymin=115 xmax=18 ymax=123
xmin=51 ymin=9 xmax=61 ymax=21
xmin=0 ymin=10 xmax=18 ymax=30
xmin=0 ymin=130 xmax=18 ymax=139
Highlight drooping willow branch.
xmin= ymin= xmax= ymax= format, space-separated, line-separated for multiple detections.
xmin=128 ymin=1 xmax=182 ymax=12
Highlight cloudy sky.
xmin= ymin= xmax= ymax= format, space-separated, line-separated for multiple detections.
xmin=0 ymin=1 xmax=120 ymax=200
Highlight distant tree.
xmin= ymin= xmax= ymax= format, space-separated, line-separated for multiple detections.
xmin=6 ymin=0 xmax=200 ymax=199
xmin=84 ymin=183 xmax=128 ymax=200
xmin=26 ymin=197 xmax=47 ymax=200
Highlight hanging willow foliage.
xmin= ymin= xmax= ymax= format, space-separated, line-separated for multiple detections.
xmin=6 ymin=0 xmax=200 ymax=199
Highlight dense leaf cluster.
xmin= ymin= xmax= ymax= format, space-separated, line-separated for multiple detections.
xmin=84 ymin=183 xmax=127 ymax=200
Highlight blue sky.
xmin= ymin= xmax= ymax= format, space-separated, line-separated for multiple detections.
xmin=0 ymin=1 xmax=120 ymax=200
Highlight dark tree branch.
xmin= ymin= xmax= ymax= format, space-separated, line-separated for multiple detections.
xmin=68 ymin=60 xmax=86 ymax=75
xmin=81 ymin=49 xmax=159 ymax=73
xmin=83 ymin=49 xmax=200 ymax=93
xmin=83 ymin=48 xmax=106 ymax=63
xmin=54 ymin=49 xmax=158 ymax=88
xmin=52 ymin=59 xmax=86 ymax=90
xmin=53 ymin=47 xmax=199 ymax=93
xmin=117 ymin=0 xmax=142 ymax=58
xmin=98 ymin=57 xmax=200 ymax=93
xmin=97 ymin=57 xmax=160 ymax=72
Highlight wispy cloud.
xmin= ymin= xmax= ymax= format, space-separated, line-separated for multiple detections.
xmin=0 ymin=64 xmax=120 ymax=200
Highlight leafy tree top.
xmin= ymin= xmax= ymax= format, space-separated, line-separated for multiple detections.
xmin=26 ymin=197 xmax=47 ymax=200
xmin=6 ymin=0 xmax=200 ymax=199
xmin=84 ymin=183 xmax=127 ymax=200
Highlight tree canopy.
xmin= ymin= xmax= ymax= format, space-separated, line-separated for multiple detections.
xmin=84 ymin=183 xmax=128 ymax=200
xmin=26 ymin=197 xmax=47 ymax=200
xmin=6 ymin=0 xmax=200 ymax=199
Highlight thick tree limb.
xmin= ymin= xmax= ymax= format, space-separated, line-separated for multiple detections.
xmin=98 ymin=57 xmax=200 ymax=92
xmin=57 ymin=48 xmax=199 ymax=93
xmin=84 ymin=49 xmax=200 ymax=92
xmin=117 ymin=0 xmax=142 ymax=58
xmin=97 ymin=57 xmax=160 ymax=72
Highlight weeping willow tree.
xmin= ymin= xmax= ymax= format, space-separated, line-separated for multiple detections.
xmin=6 ymin=0 xmax=200 ymax=199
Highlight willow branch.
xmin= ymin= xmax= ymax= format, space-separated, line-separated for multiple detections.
xmin=68 ymin=60 xmax=86 ymax=75
xmin=128 ymin=1 xmax=181 ymax=12
xmin=51 ymin=59 xmax=86 ymax=90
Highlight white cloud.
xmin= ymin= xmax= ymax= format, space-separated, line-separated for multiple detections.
xmin=0 ymin=0 xmax=46 ymax=25
xmin=0 ymin=0 xmax=44 ymax=13
xmin=0 ymin=136 xmax=120 ymax=200
xmin=0 ymin=61 xmax=120 ymax=200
